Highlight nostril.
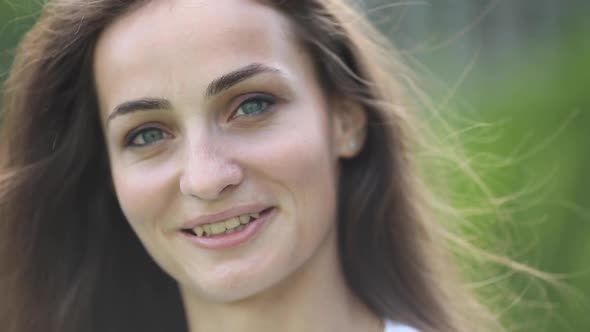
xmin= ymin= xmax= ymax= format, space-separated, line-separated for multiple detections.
xmin=179 ymin=162 xmax=244 ymax=200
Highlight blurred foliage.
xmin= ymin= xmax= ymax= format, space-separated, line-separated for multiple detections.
xmin=0 ymin=1 xmax=39 ymax=78
xmin=461 ymin=32 xmax=590 ymax=332
xmin=407 ymin=12 xmax=590 ymax=332
xmin=1 ymin=1 xmax=589 ymax=331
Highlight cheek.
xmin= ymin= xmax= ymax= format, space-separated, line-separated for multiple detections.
xmin=240 ymin=108 xmax=337 ymax=192
xmin=110 ymin=160 xmax=179 ymax=228
xmin=237 ymin=107 xmax=339 ymax=228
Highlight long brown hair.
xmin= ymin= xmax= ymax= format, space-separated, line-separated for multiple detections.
xmin=0 ymin=1 xmax=499 ymax=331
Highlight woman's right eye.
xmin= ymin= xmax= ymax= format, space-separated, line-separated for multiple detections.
xmin=126 ymin=127 xmax=171 ymax=147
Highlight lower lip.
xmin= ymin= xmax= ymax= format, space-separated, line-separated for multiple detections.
xmin=180 ymin=208 xmax=276 ymax=250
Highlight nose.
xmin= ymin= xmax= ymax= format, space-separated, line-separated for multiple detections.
xmin=179 ymin=141 xmax=244 ymax=201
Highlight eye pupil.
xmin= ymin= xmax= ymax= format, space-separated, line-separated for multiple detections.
xmin=140 ymin=129 xmax=164 ymax=144
xmin=238 ymin=99 xmax=268 ymax=116
xmin=143 ymin=130 xmax=162 ymax=142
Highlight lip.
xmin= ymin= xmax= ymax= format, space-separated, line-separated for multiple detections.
xmin=180 ymin=204 xmax=271 ymax=230
xmin=180 ymin=207 xmax=276 ymax=250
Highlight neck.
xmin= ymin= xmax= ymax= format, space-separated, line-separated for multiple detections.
xmin=180 ymin=230 xmax=383 ymax=332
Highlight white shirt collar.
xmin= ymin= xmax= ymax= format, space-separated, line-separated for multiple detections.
xmin=383 ymin=319 xmax=420 ymax=332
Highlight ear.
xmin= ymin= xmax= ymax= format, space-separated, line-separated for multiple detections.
xmin=332 ymin=99 xmax=367 ymax=159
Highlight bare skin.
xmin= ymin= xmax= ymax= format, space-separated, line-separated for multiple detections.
xmin=94 ymin=1 xmax=380 ymax=331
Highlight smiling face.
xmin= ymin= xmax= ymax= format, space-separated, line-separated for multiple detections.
xmin=94 ymin=0 xmax=362 ymax=303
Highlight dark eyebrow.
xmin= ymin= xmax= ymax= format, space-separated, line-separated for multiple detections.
xmin=205 ymin=63 xmax=280 ymax=97
xmin=107 ymin=98 xmax=172 ymax=125
xmin=107 ymin=63 xmax=280 ymax=126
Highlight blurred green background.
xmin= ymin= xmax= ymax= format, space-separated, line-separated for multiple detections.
xmin=1 ymin=0 xmax=589 ymax=331
xmin=370 ymin=1 xmax=590 ymax=331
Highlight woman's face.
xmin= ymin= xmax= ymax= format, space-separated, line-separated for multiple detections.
xmin=94 ymin=0 xmax=359 ymax=302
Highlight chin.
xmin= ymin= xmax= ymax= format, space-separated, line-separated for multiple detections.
xmin=178 ymin=253 xmax=292 ymax=304
xmin=179 ymin=272 xmax=277 ymax=304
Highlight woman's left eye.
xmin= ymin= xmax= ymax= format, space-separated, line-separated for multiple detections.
xmin=231 ymin=95 xmax=276 ymax=119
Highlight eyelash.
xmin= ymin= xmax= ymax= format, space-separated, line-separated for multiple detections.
xmin=228 ymin=93 xmax=277 ymax=121
xmin=124 ymin=123 xmax=171 ymax=148
xmin=124 ymin=94 xmax=278 ymax=148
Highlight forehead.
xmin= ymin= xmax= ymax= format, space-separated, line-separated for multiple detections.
xmin=93 ymin=0 xmax=302 ymax=108
xmin=98 ymin=0 xmax=289 ymax=52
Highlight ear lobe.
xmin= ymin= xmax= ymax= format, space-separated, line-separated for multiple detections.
xmin=333 ymin=99 xmax=367 ymax=159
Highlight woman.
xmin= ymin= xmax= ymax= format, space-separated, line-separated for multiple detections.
xmin=0 ymin=1 xmax=500 ymax=331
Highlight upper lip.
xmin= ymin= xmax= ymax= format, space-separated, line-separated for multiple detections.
xmin=180 ymin=204 xmax=271 ymax=230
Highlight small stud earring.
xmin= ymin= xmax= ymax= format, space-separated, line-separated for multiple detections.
xmin=349 ymin=140 xmax=356 ymax=151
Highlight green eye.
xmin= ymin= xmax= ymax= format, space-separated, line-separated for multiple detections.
xmin=128 ymin=128 xmax=168 ymax=147
xmin=233 ymin=96 xmax=274 ymax=118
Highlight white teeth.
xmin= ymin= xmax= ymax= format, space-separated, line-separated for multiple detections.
xmin=194 ymin=226 xmax=204 ymax=236
xmin=225 ymin=217 xmax=240 ymax=229
xmin=239 ymin=215 xmax=250 ymax=224
xmin=210 ymin=223 xmax=226 ymax=235
xmin=191 ymin=212 xmax=261 ymax=237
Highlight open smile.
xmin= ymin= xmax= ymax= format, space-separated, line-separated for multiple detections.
xmin=180 ymin=207 xmax=276 ymax=250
